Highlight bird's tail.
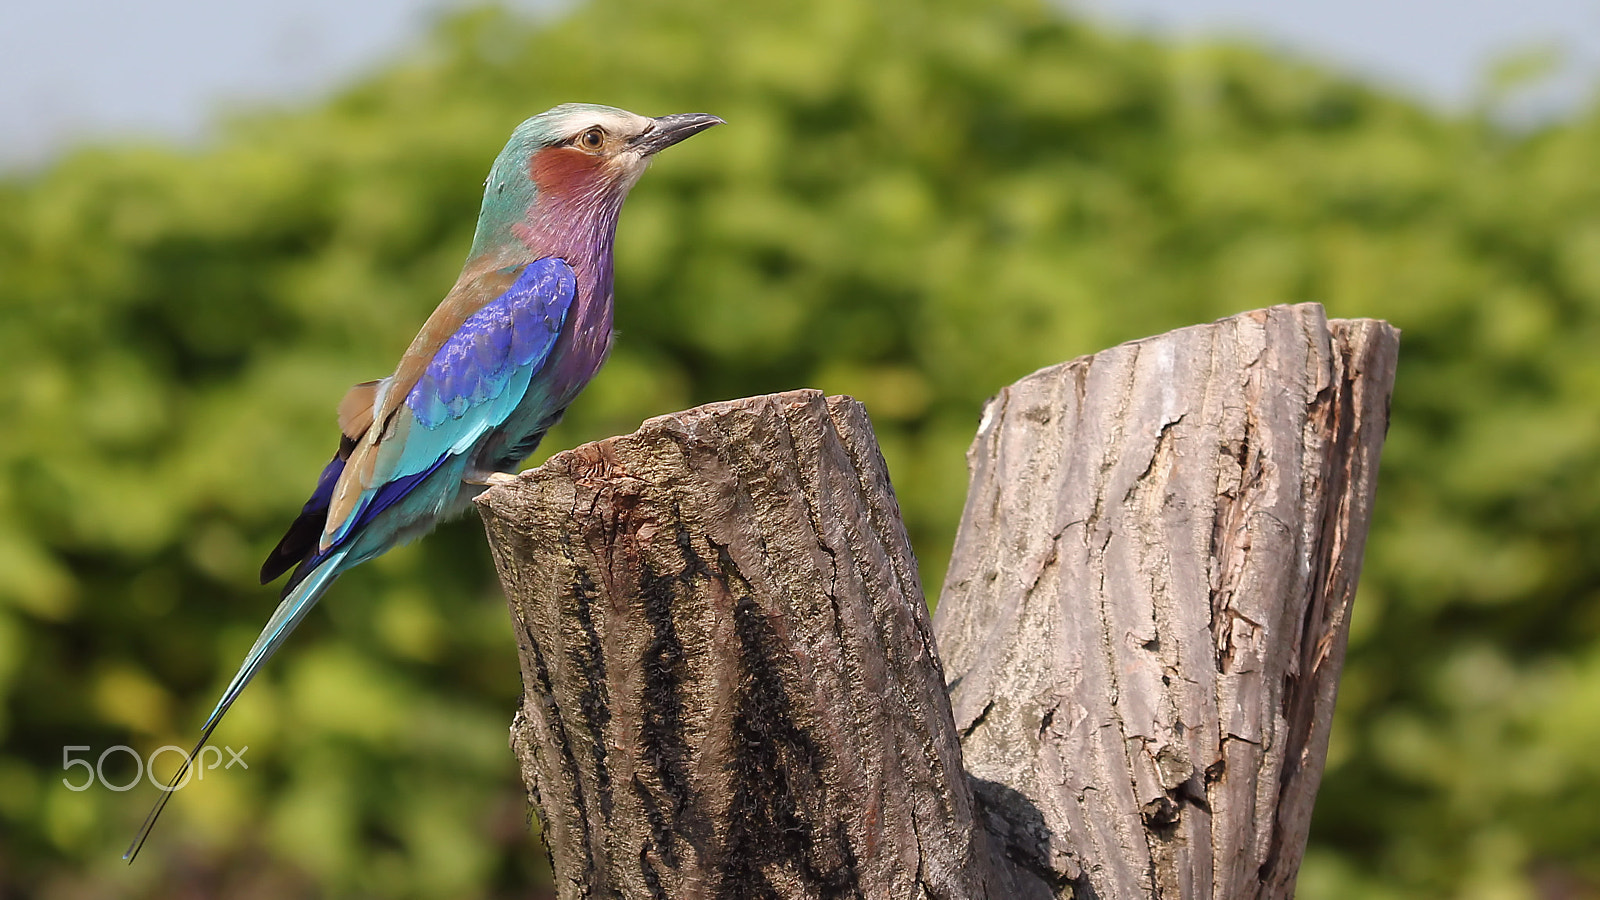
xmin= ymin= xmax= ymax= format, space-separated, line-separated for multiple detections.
xmin=123 ymin=548 xmax=351 ymax=863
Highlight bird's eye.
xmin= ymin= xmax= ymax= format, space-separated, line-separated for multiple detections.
xmin=578 ymin=127 xmax=605 ymax=150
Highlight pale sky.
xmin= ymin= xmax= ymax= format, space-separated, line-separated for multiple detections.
xmin=3 ymin=0 xmax=1599 ymax=169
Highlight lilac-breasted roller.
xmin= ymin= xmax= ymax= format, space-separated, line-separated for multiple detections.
xmin=124 ymin=104 xmax=722 ymax=861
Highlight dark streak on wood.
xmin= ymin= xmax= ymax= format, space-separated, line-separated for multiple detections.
xmin=635 ymin=562 xmax=685 ymax=870
xmin=568 ymin=565 xmax=613 ymax=824
xmin=719 ymin=588 xmax=845 ymax=900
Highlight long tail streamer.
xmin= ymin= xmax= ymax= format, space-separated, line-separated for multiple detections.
xmin=123 ymin=549 xmax=350 ymax=862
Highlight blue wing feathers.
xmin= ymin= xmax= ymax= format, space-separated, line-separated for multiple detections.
xmin=273 ymin=256 xmax=575 ymax=571
xmin=406 ymin=258 xmax=574 ymax=429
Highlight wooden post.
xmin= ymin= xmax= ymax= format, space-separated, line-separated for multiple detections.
xmin=478 ymin=304 xmax=1399 ymax=900
xmin=934 ymin=304 xmax=1399 ymax=898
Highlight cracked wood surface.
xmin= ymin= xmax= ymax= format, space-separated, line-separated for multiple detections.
xmin=934 ymin=304 xmax=1399 ymax=899
xmin=478 ymin=390 xmax=1025 ymax=900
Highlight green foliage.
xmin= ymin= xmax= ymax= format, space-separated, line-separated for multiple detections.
xmin=2 ymin=0 xmax=1599 ymax=895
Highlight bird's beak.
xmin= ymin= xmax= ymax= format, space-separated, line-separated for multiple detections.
xmin=630 ymin=113 xmax=724 ymax=156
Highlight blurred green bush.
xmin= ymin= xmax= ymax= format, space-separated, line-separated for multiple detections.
xmin=2 ymin=0 xmax=1598 ymax=896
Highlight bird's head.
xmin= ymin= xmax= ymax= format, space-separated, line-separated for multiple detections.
xmin=472 ymin=104 xmax=722 ymax=260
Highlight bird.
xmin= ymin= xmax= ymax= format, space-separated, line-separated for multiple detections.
xmin=124 ymin=103 xmax=722 ymax=862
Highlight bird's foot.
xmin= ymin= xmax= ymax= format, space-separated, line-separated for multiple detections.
xmin=467 ymin=471 xmax=521 ymax=487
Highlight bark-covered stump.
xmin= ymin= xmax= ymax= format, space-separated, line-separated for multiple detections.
xmin=478 ymin=391 xmax=1008 ymax=900
xmin=934 ymin=304 xmax=1399 ymax=899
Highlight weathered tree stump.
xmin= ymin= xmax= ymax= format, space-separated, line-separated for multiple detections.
xmin=476 ymin=391 xmax=1016 ymax=899
xmin=935 ymin=304 xmax=1399 ymax=898
xmin=478 ymin=303 xmax=1399 ymax=900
